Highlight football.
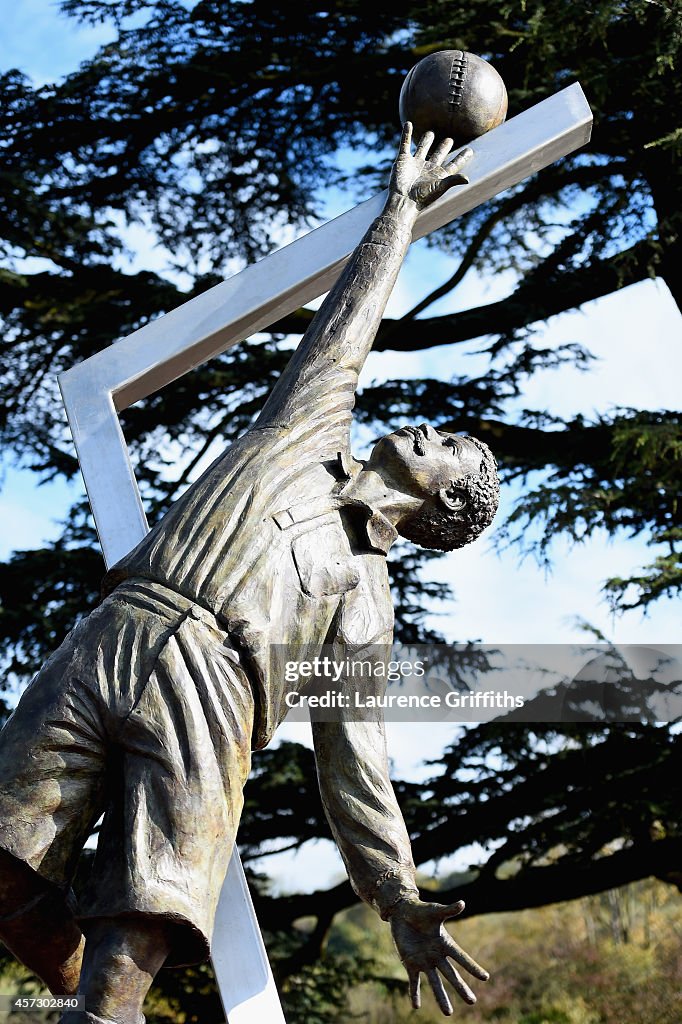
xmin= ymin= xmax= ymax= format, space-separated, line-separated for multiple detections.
xmin=399 ymin=50 xmax=508 ymax=146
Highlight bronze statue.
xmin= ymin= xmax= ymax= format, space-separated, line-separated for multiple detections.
xmin=0 ymin=124 xmax=499 ymax=1022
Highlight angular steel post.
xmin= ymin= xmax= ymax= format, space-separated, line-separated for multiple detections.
xmin=59 ymin=83 xmax=592 ymax=1022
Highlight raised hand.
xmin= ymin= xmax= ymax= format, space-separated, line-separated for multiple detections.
xmin=389 ymin=895 xmax=489 ymax=1016
xmin=389 ymin=121 xmax=472 ymax=210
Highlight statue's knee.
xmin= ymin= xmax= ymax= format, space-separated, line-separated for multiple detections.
xmin=0 ymin=849 xmax=44 ymax=917
xmin=83 ymin=916 xmax=172 ymax=972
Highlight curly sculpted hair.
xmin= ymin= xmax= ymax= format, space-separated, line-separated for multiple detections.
xmin=398 ymin=435 xmax=500 ymax=552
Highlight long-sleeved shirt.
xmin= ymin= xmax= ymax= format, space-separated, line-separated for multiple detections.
xmin=104 ymin=193 xmax=421 ymax=917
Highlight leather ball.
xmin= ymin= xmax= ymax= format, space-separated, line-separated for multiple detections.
xmin=399 ymin=50 xmax=508 ymax=146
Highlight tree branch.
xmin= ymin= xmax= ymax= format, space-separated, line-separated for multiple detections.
xmin=437 ymin=417 xmax=613 ymax=469
xmin=387 ymin=161 xmax=622 ymax=327
xmin=437 ymin=837 xmax=682 ymax=918
xmin=255 ymin=836 xmax=682 ymax=981
xmin=268 ymin=238 xmax=657 ymax=351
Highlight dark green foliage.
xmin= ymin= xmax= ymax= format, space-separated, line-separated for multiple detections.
xmin=0 ymin=2 xmax=680 ymax=1020
xmin=275 ymin=931 xmax=376 ymax=1024
xmin=1 ymin=0 xmax=680 ymax=622
xmin=240 ymin=741 xmax=331 ymax=858
xmin=425 ymin=721 xmax=681 ymax=889
xmin=0 ymin=544 xmax=102 ymax=677
xmin=500 ymin=410 xmax=682 ymax=610
xmin=146 ymin=961 xmax=226 ymax=1023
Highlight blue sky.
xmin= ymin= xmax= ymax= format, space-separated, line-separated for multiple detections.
xmin=2 ymin=1 xmax=679 ymax=647
xmin=0 ymin=1 xmax=114 ymax=84
xmin=1 ymin=0 xmax=680 ymax=892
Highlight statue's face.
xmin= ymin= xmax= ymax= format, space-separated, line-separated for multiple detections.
xmin=367 ymin=423 xmax=483 ymax=497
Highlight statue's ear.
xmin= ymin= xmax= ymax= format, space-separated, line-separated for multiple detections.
xmin=438 ymin=485 xmax=467 ymax=513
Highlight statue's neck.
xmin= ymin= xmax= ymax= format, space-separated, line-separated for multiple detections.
xmin=345 ymin=466 xmax=423 ymax=531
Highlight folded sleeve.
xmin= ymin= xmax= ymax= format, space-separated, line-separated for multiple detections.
xmin=310 ymin=635 xmax=419 ymax=919
xmin=254 ymin=203 xmax=414 ymax=440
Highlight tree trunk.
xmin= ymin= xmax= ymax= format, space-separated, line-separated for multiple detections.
xmin=645 ymin=157 xmax=682 ymax=312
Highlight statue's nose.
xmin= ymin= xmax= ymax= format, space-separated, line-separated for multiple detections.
xmin=419 ymin=422 xmax=436 ymax=440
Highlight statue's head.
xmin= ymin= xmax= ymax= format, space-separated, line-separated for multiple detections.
xmin=368 ymin=424 xmax=499 ymax=551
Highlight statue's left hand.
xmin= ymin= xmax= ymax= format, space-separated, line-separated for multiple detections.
xmin=389 ymin=122 xmax=472 ymax=210
xmin=389 ymin=895 xmax=489 ymax=1015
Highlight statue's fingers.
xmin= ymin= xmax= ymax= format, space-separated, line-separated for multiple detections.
xmin=439 ymin=958 xmax=477 ymax=1005
xmin=445 ymin=172 xmax=469 ymax=187
xmin=414 ymin=130 xmax=435 ymax=161
xmin=438 ymin=899 xmax=466 ymax=921
xmin=429 ymin=137 xmax=454 ymax=165
xmin=427 ymin=968 xmax=454 ymax=1016
xmin=400 ymin=121 xmax=413 ymax=154
xmin=446 ymin=145 xmax=474 ymax=174
xmin=425 ymin=173 xmax=468 ymax=204
xmin=408 ymin=968 xmax=421 ymax=1009
xmin=442 ymin=932 xmax=490 ymax=981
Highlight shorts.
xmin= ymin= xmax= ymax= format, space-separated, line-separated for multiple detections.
xmin=0 ymin=579 xmax=255 ymax=966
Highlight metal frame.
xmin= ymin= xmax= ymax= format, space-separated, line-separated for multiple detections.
xmin=58 ymin=83 xmax=592 ymax=1022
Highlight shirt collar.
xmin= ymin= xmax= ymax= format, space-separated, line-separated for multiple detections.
xmin=335 ymin=448 xmax=361 ymax=482
xmin=336 ymin=451 xmax=398 ymax=555
xmin=362 ymin=508 xmax=399 ymax=555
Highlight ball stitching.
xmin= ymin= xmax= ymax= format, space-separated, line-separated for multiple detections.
xmin=448 ymin=50 xmax=468 ymax=110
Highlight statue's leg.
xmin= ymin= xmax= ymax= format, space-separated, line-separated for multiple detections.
xmin=0 ymin=580 xmax=255 ymax=1014
xmin=59 ymin=916 xmax=172 ymax=1024
xmin=0 ymin=613 xmax=111 ymax=994
xmin=76 ymin=592 xmax=256 ymax=975
xmin=0 ymin=852 xmax=84 ymax=993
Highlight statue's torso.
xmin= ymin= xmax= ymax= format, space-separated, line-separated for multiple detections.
xmin=106 ymin=426 xmax=394 ymax=748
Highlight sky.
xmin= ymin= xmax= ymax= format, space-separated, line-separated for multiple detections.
xmin=0 ymin=2 xmax=680 ymax=894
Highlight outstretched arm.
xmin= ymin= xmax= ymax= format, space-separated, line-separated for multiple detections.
xmin=256 ymin=126 xmax=471 ymax=430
